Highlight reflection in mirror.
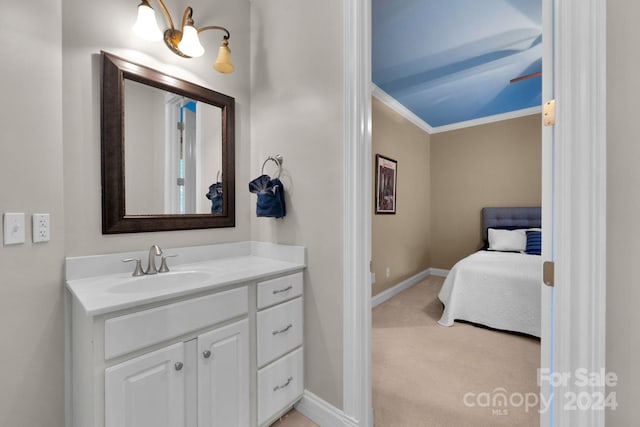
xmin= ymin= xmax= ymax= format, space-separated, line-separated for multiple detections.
xmin=124 ymin=80 xmax=223 ymax=215
xmin=101 ymin=51 xmax=235 ymax=233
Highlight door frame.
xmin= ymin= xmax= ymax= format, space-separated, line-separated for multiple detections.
xmin=342 ymin=1 xmax=607 ymax=427
xmin=549 ymin=1 xmax=607 ymax=426
xmin=342 ymin=0 xmax=372 ymax=425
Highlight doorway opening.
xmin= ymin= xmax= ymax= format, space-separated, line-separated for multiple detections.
xmin=341 ymin=0 xmax=607 ymax=426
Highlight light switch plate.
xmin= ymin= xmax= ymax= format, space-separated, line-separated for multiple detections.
xmin=32 ymin=213 xmax=50 ymax=243
xmin=4 ymin=212 xmax=26 ymax=245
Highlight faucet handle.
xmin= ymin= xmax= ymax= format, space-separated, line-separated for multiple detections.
xmin=122 ymin=258 xmax=145 ymax=277
xmin=159 ymin=254 xmax=178 ymax=273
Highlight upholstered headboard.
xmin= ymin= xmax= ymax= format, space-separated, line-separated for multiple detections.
xmin=481 ymin=207 xmax=541 ymax=243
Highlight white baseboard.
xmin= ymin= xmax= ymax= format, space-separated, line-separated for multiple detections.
xmin=429 ymin=268 xmax=450 ymax=277
xmin=295 ymin=390 xmax=354 ymax=427
xmin=371 ymin=268 xmax=449 ymax=308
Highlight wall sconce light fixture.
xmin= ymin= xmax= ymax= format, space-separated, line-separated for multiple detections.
xmin=132 ymin=0 xmax=234 ymax=73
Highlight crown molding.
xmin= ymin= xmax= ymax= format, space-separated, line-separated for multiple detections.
xmin=371 ymin=84 xmax=434 ymax=134
xmin=371 ymin=83 xmax=542 ymax=135
xmin=431 ymin=106 xmax=542 ymax=134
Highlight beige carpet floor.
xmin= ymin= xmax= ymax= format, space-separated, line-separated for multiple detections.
xmin=273 ymin=276 xmax=540 ymax=427
xmin=372 ymin=276 xmax=541 ymax=427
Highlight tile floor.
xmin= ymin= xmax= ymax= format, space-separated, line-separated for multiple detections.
xmin=269 ymin=409 xmax=318 ymax=427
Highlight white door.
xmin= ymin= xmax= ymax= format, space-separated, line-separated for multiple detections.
xmin=540 ymin=0 xmax=554 ymax=425
xmin=197 ymin=319 xmax=250 ymax=427
xmin=183 ymin=105 xmax=197 ymax=213
xmin=105 ymin=342 xmax=186 ymax=427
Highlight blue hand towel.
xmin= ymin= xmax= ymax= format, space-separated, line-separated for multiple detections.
xmin=249 ymin=175 xmax=286 ymax=218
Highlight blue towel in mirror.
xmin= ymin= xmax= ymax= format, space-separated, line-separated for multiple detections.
xmin=249 ymin=175 xmax=286 ymax=218
xmin=206 ymin=182 xmax=223 ymax=213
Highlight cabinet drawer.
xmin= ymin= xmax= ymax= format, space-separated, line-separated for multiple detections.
xmin=256 ymin=297 xmax=303 ymax=367
xmin=104 ymin=286 xmax=248 ymax=360
xmin=257 ymin=272 xmax=303 ymax=309
xmin=257 ymin=347 xmax=304 ymax=427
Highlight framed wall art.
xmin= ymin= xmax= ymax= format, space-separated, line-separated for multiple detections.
xmin=375 ymin=154 xmax=397 ymax=214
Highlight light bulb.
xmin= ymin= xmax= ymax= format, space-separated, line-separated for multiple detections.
xmin=178 ymin=25 xmax=205 ymax=57
xmin=132 ymin=1 xmax=163 ymax=41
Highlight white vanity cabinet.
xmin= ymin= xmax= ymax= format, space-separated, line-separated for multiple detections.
xmin=67 ymin=243 xmax=306 ymax=427
xmin=74 ymin=286 xmax=250 ymax=427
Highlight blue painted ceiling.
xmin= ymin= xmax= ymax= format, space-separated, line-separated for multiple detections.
xmin=372 ymin=0 xmax=542 ymax=128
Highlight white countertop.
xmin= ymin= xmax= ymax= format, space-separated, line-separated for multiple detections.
xmin=66 ymin=242 xmax=305 ymax=317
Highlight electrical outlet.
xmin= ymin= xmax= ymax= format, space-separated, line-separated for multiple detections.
xmin=385 ymin=267 xmax=390 ymax=279
xmin=32 ymin=213 xmax=50 ymax=243
xmin=3 ymin=213 xmax=25 ymax=245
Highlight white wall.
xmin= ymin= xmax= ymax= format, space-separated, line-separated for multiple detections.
xmin=607 ymin=1 xmax=640 ymax=424
xmin=250 ymin=0 xmax=345 ymax=409
xmin=0 ymin=1 xmax=250 ymax=426
xmin=124 ymin=80 xmax=166 ymax=214
xmin=62 ymin=0 xmax=251 ymax=255
xmin=0 ymin=2 xmax=65 ymax=426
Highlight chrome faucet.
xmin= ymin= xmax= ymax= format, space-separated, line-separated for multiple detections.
xmin=145 ymin=244 xmax=163 ymax=275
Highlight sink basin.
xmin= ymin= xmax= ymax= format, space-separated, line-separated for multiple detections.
xmin=108 ymin=271 xmax=211 ymax=294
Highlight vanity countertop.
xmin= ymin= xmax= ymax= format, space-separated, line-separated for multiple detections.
xmin=66 ymin=242 xmax=306 ymax=317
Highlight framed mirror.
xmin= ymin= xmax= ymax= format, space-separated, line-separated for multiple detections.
xmin=101 ymin=52 xmax=235 ymax=233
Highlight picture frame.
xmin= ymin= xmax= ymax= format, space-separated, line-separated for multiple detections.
xmin=375 ymin=154 xmax=397 ymax=214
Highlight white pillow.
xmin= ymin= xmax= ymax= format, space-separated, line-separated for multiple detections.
xmin=488 ymin=228 xmax=527 ymax=252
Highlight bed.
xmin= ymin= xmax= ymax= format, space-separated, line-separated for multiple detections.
xmin=437 ymin=207 xmax=542 ymax=337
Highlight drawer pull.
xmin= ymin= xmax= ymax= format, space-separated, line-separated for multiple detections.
xmin=272 ymin=285 xmax=293 ymax=295
xmin=174 ymin=362 xmax=184 ymax=371
xmin=203 ymin=350 xmax=211 ymax=359
xmin=272 ymin=324 xmax=293 ymax=336
xmin=273 ymin=376 xmax=293 ymax=392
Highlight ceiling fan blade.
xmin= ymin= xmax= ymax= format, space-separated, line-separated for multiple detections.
xmin=510 ymin=71 xmax=542 ymax=84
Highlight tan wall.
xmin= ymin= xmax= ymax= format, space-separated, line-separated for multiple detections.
xmin=607 ymin=1 xmax=640 ymax=424
xmin=62 ymin=0 xmax=252 ymax=256
xmin=371 ymin=98 xmax=431 ymax=295
xmin=250 ymin=0 xmax=344 ymax=409
xmin=0 ymin=2 xmax=65 ymax=426
xmin=431 ymin=115 xmax=542 ymax=269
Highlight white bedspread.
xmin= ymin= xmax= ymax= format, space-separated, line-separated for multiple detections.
xmin=438 ymin=251 xmax=542 ymax=337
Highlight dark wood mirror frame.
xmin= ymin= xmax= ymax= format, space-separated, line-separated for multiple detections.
xmin=101 ymin=51 xmax=235 ymax=233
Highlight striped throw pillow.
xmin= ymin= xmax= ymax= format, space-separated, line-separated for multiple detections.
xmin=525 ymin=230 xmax=542 ymax=255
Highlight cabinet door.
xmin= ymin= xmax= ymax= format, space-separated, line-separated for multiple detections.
xmin=105 ymin=342 xmax=186 ymax=427
xmin=197 ymin=319 xmax=249 ymax=427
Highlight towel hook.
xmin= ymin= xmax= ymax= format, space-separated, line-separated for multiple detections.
xmin=261 ymin=154 xmax=283 ymax=179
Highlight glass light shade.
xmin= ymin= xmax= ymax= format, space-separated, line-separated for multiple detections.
xmin=178 ymin=25 xmax=205 ymax=57
xmin=132 ymin=2 xmax=163 ymax=41
xmin=214 ymin=41 xmax=234 ymax=73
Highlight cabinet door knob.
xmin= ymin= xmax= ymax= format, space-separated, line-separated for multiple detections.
xmin=174 ymin=362 xmax=184 ymax=371
xmin=203 ymin=350 xmax=211 ymax=359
